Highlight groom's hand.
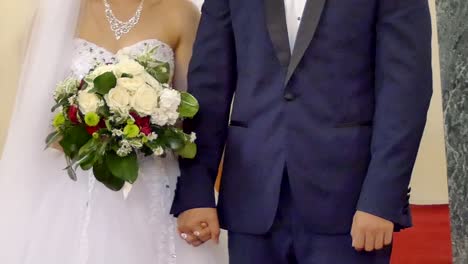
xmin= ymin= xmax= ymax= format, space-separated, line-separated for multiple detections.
xmin=351 ymin=211 xmax=394 ymax=252
xmin=177 ymin=208 xmax=220 ymax=247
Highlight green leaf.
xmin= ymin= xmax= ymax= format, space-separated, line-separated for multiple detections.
xmin=93 ymin=72 xmax=117 ymax=95
xmin=45 ymin=131 xmax=61 ymax=150
xmin=164 ymin=129 xmax=185 ymax=150
xmin=105 ymin=119 xmax=112 ymax=130
xmin=76 ymin=139 xmax=99 ymax=170
xmin=105 ymin=151 xmax=139 ymax=183
xmin=148 ymin=63 xmax=170 ymax=84
xmin=166 ymin=137 xmax=184 ymax=150
xmin=59 ymin=126 xmax=91 ymax=159
xmin=51 ymin=98 xmax=68 ymax=112
xmin=93 ymin=162 xmax=125 ymax=191
xmin=97 ymin=105 xmax=111 ymax=118
xmin=178 ymin=92 xmax=199 ymax=118
xmin=65 ymin=156 xmax=78 ymax=181
xmin=177 ymin=142 xmax=197 ymax=159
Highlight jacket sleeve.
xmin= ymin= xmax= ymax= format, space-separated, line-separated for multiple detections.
xmin=356 ymin=0 xmax=433 ymax=227
xmin=170 ymin=0 xmax=237 ymax=216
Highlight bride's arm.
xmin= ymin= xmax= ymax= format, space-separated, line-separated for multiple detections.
xmin=172 ymin=3 xmax=201 ymax=92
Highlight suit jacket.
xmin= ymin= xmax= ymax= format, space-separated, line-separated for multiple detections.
xmin=171 ymin=0 xmax=433 ymax=235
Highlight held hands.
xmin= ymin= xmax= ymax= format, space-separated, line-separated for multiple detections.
xmin=351 ymin=210 xmax=394 ymax=252
xmin=177 ymin=208 xmax=220 ymax=247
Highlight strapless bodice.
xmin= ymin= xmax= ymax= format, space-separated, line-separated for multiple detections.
xmin=70 ymin=38 xmax=175 ymax=79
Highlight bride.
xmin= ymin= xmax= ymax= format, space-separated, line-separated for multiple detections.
xmin=0 ymin=0 xmax=227 ymax=263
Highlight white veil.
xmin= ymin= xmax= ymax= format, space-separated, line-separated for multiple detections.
xmin=0 ymin=0 xmax=82 ymax=260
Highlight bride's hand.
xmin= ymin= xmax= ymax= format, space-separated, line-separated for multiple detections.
xmin=177 ymin=208 xmax=220 ymax=247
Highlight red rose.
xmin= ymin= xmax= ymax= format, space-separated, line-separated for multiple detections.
xmin=85 ymin=119 xmax=106 ymax=135
xmin=68 ymin=105 xmax=79 ymax=124
xmin=140 ymin=126 xmax=152 ymax=136
xmin=85 ymin=125 xmax=100 ymax=135
xmin=130 ymin=112 xmax=152 ymax=135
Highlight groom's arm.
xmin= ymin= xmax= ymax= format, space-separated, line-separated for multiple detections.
xmin=356 ymin=1 xmax=432 ymax=227
xmin=171 ymin=0 xmax=237 ymax=216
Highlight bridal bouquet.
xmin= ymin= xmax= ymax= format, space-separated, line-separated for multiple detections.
xmin=46 ymin=48 xmax=199 ymax=191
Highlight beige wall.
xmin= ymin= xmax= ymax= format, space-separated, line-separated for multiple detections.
xmin=0 ymin=0 xmax=36 ymax=157
xmin=0 ymin=1 xmax=449 ymax=204
xmin=410 ymin=0 xmax=449 ymax=205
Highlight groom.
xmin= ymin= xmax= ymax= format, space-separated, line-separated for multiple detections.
xmin=172 ymin=0 xmax=432 ymax=263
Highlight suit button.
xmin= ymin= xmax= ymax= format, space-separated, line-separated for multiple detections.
xmin=284 ymin=92 xmax=296 ymax=101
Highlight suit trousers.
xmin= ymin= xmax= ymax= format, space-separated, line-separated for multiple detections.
xmin=228 ymin=171 xmax=392 ymax=264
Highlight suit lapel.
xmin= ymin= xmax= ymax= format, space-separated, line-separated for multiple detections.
xmin=265 ymin=0 xmax=291 ymax=68
xmin=285 ymin=0 xmax=327 ymax=85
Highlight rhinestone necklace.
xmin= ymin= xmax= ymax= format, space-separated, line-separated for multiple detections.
xmin=103 ymin=0 xmax=145 ymax=40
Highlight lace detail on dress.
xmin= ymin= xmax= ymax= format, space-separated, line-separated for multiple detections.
xmin=141 ymin=156 xmax=177 ymax=264
xmin=71 ymin=38 xmax=175 ymax=79
xmin=78 ymin=173 xmax=96 ymax=264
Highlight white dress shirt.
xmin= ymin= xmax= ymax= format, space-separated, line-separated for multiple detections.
xmin=284 ymin=0 xmax=307 ymax=52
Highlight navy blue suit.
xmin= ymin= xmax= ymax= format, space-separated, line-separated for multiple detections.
xmin=171 ymin=0 xmax=432 ymax=262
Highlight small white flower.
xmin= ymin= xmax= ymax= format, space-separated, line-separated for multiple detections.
xmin=128 ymin=139 xmax=143 ymax=149
xmin=112 ymin=129 xmax=124 ymax=137
xmin=116 ymin=76 xmax=146 ymax=94
xmin=131 ymin=85 xmax=159 ymax=116
xmin=116 ymin=140 xmax=133 ymax=157
xmin=77 ymin=90 xmax=101 ymax=114
xmin=54 ymin=78 xmax=78 ymax=100
xmin=106 ymin=87 xmax=131 ymax=114
xmin=147 ymin=132 xmax=158 ymax=141
xmin=114 ymin=57 xmax=145 ymax=77
xmin=154 ymin=146 xmax=164 ymax=156
xmin=159 ymin=89 xmax=181 ymax=111
xmin=68 ymin=95 xmax=77 ymax=105
xmin=189 ymin=132 xmax=197 ymax=143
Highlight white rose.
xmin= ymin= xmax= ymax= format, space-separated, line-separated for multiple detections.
xmin=159 ymin=89 xmax=181 ymax=111
xmin=116 ymin=52 xmax=132 ymax=61
xmin=115 ymin=58 xmax=145 ymax=77
xmin=142 ymin=72 xmax=162 ymax=91
xmin=131 ymin=85 xmax=159 ymax=116
xmin=91 ymin=64 xmax=115 ymax=77
xmin=106 ymin=87 xmax=131 ymax=113
xmin=77 ymin=91 xmax=101 ymax=114
xmin=151 ymin=108 xmax=169 ymax=126
xmin=116 ymin=76 xmax=146 ymax=94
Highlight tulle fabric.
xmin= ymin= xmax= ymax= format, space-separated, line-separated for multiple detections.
xmin=7 ymin=153 xmax=227 ymax=264
xmin=0 ymin=0 xmax=228 ymax=263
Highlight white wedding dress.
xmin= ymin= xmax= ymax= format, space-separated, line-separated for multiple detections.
xmin=0 ymin=36 xmax=227 ymax=264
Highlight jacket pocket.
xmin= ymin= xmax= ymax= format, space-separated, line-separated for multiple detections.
xmin=335 ymin=120 xmax=373 ymax=128
xmin=229 ymin=120 xmax=248 ymax=128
